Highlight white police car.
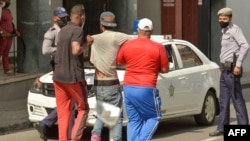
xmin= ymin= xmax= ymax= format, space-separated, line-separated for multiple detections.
xmin=27 ymin=35 xmax=220 ymax=127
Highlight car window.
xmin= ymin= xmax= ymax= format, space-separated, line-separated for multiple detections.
xmin=176 ymin=44 xmax=202 ymax=68
xmin=164 ymin=44 xmax=176 ymax=71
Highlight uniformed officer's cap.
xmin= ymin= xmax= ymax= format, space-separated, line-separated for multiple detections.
xmin=71 ymin=4 xmax=85 ymax=15
xmin=217 ymin=7 xmax=232 ymax=16
xmin=100 ymin=11 xmax=117 ymax=27
xmin=54 ymin=7 xmax=68 ymax=18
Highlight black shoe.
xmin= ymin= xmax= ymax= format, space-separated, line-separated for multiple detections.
xmin=34 ymin=122 xmax=48 ymax=141
xmin=209 ymin=130 xmax=224 ymax=136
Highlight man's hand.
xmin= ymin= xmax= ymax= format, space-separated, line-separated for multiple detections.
xmin=233 ymin=66 xmax=241 ymax=76
xmin=86 ymin=35 xmax=93 ymax=46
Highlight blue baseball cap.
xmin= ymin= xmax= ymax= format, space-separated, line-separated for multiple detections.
xmin=54 ymin=7 xmax=68 ymax=18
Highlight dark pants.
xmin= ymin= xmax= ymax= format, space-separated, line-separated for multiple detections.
xmin=217 ymin=69 xmax=249 ymax=132
xmin=41 ymin=102 xmax=76 ymax=139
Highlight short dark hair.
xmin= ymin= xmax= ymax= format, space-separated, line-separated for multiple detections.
xmin=71 ymin=4 xmax=85 ymax=15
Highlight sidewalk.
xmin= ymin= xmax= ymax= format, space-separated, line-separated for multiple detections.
xmin=0 ymin=70 xmax=250 ymax=135
xmin=0 ymin=63 xmax=39 ymax=135
xmin=0 ymin=98 xmax=31 ymax=135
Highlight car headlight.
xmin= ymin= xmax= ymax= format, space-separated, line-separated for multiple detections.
xmin=29 ymin=78 xmax=43 ymax=94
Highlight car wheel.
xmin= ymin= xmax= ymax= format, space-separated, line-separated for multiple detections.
xmin=194 ymin=91 xmax=216 ymax=126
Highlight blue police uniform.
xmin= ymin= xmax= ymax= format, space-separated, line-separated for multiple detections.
xmin=42 ymin=24 xmax=60 ymax=56
xmin=209 ymin=7 xmax=249 ymax=137
xmin=217 ymin=23 xmax=249 ymax=133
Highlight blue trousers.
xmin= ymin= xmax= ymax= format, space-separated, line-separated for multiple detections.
xmin=42 ymin=101 xmax=76 ymax=139
xmin=217 ymin=70 xmax=249 ymax=132
xmin=123 ymin=85 xmax=161 ymax=141
xmin=42 ymin=109 xmax=58 ymax=127
xmin=91 ymin=83 xmax=123 ymax=141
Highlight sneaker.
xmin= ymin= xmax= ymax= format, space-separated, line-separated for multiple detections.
xmin=34 ymin=122 xmax=48 ymax=141
xmin=4 ymin=70 xmax=13 ymax=75
xmin=91 ymin=134 xmax=101 ymax=141
xmin=209 ymin=130 xmax=224 ymax=136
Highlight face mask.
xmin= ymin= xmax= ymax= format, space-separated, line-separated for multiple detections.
xmin=56 ymin=19 xmax=67 ymax=28
xmin=4 ymin=2 xmax=10 ymax=8
xmin=219 ymin=21 xmax=230 ymax=28
xmin=0 ymin=2 xmax=6 ymax=8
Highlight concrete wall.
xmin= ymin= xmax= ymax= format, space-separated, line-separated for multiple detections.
xmin=112 ymin=0 xmax=137 ymax=34
xmin=0 ymin=78 xmax=36 ymax=101
xmin=16 ymin=0 xmax=62 ymax=73
xmin=210 ymin=0 xmax=224 ymax=65
xmin=137 ymin=0 xmax=161 ymax=34
xmin=211 ymin=0 xmax=250 ymax=72
xmin=226 ymin=0 xmax=250 ymax=71
xmin=11 ymin=0 xmax=250 ymax=72
xmin=113 ymin=0 xmax=161 ymax=34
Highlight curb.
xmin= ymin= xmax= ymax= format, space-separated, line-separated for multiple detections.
xmin=0 ymin=98 xmax=32 ymax=135
xmin=0 ymin=120 xmax=32 ymax=135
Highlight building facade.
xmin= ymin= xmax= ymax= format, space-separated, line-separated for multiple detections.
xmin=9 ymin=0 xmax=250 ymax=73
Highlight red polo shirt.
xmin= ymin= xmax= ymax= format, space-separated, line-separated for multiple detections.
xmin=117 ymin=38 xmax=169 ymax=87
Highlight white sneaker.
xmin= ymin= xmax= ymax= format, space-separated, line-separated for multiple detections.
xmin=5 ymin=70 xmax=14 ymax=75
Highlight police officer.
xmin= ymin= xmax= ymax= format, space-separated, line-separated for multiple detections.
xmin=42 ymin=6 xmax=68 ymax=57
xmin=34 ymin=7 xmax=73 ymax=141
xmin=209 ymin=7 xmax=249 ymax=136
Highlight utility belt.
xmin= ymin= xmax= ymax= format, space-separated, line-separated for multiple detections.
xmin=221 ymin=62 xmax=234 ymax=71
xmin=94 ymin=79 xmax=120 ymax=86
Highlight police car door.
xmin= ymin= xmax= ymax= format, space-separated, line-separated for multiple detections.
xmin=170 ymin=42 xmax=204 ymax=114
xmin=157 ymin=42 xmax=204 ymax=117
xmin=157 ymin=43 xmax=189 ymax=116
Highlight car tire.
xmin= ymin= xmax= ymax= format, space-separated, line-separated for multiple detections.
xmin=194 ymin=91 xmax=217 ymax=126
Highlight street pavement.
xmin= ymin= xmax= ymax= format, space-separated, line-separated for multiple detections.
xmin=1 ymin=70 xmax=250 ymax=135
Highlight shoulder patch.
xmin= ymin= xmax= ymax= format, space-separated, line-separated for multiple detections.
xmin=232 ymin=28 xmax=242 ymax=34
xmin=231 ymin=25 xmax=242 ymax=33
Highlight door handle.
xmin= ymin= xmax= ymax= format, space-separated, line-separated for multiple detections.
xmin=201 ymin=72 xmax=207 ymax=75
xmin=178 ymin=76 xmax=186 ymax=80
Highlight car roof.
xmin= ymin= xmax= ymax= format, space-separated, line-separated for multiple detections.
xmin=130 ymin=34 xmax=192 ymax=45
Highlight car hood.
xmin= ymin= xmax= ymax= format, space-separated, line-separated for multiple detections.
xmin=39 ymin=69 xmax=125 ymax=84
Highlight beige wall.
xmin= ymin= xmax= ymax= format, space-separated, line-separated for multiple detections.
xmin=9 ymin=0 xmax=16 ymax=24
xmin=137 ymin=0 xmax=161 ymax=34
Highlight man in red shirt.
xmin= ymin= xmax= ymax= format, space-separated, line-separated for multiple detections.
xmin=116 ymin=18 xmax=169 ymax=141
xmin=0 ymin=0 xmax=20 ymax=75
